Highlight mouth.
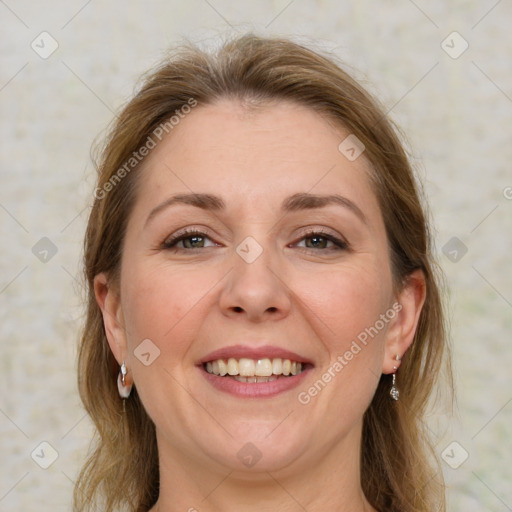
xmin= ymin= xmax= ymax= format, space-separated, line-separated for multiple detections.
xmin=203 ymin=357 xmax=307 ymax=383
xmin=198 ymin=345 xmax=313 ymax=398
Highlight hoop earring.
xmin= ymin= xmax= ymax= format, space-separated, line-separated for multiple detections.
xmin=117 ymin=361 xmax=133 ymax=399
xmin=390 ymin=354 xmax=400 ymax=401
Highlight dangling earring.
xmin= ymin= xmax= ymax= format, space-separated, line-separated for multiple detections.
xmin=117 ymin=361 xmax=132 ymax=399
xmin=390 ymin=354 xmax=400 ymax=401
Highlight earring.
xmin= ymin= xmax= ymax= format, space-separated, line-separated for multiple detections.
xmin=117 ymin=361 xmax=133 ymax=399
xmin=390 ymin=354 xmax=400 ymax=401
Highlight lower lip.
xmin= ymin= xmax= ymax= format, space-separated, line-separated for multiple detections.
xmin=199 ymin=367 xmax=311 ymax=398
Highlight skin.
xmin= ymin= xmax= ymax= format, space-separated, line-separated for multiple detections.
xmin=95 ymin=99 xmax=425 ymax=512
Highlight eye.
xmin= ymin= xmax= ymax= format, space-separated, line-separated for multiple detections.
xmin=162 ymin=230 xmax=217 ymax=250
xmin=293 ymin=231 xmax=348 ymax=251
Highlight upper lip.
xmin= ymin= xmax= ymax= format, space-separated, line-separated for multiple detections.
xmin=198 ymin=344 xmax=313 ymax=365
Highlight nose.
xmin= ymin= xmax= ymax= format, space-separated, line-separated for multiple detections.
xmin=219 ymin=246 xmax=292 ymax=322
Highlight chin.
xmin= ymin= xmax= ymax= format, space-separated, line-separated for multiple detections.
xmin=197 ymin=419 xmax=314 ymax=474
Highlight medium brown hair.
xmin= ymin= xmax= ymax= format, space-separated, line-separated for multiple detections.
xmin=76 ymin=34 xmax=451 ymax=512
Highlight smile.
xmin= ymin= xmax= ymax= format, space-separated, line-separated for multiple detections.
xmin=204 ymin=357 xmax=304 ymax=382
xmin=198 ymin=345 xmax=312 ymax=397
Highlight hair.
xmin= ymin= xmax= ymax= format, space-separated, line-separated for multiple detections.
xmin=76 ymin=34 xmax=451 ymax=512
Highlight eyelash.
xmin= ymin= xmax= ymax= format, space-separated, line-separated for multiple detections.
xmin=162 ymin=228 xmax=216 ymax=250
xmin=162 ymin=228 xmax=349 ymax=252
xmin=292 ymin=229 xmax=349 ymax=251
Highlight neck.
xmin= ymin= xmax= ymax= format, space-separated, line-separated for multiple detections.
xmin=150 ymin=425 xmax=376 ymax=512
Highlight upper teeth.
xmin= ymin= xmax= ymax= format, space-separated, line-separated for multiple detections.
xmin=205 ymin=358 xmax=303 ymax=377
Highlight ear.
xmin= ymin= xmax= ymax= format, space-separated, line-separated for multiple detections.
xmin=94 ymin=272 xmax=127 ymax=365
xmin=382 ymin=269 xmax=426 ymax=374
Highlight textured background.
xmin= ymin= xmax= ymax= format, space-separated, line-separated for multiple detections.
xmin=1 ymin=1 xmax=511 ymax=510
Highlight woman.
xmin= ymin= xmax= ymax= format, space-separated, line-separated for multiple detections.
xmin=76 ymin=34 xmax=451 ymax=512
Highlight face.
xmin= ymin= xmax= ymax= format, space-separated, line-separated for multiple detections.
xmin=97 ymin=99 xmax=421 ymax=476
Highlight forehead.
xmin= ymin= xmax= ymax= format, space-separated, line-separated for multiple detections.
xmin=132 ymin=99 xmax=382 ymax=223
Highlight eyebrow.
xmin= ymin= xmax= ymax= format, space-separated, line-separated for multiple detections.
xmin=145 ymin=192 xmax=367 ymax=226
xmin=282 ymin=192 xmax=367 ymax=224
xmin=145 ymin=193 xmax=225 ymax=227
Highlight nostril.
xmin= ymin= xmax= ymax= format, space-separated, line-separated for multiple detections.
xmin=267 ymin=307 xmax=278 ymax=313
xmin=232 ymin=306 xmax=244 ymax=313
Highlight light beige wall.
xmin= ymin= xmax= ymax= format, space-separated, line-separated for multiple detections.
xmin=1 ymin=1 xmax=511 ymax=509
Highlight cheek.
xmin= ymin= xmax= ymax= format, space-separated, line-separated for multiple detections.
xmin=120 ymin=261 xmax=221 ymax=364
xmin=295 ymin=260 xmax=392 ymax=348
xmin=291 ymin=261 xmax=392 ymax=428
